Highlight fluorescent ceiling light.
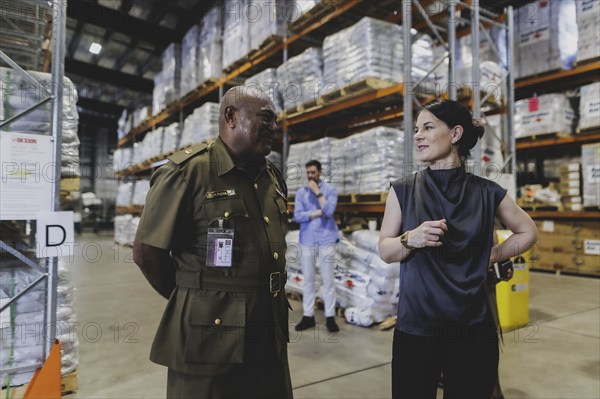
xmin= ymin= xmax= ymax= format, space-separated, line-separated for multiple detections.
xmin=89 ymin=42 xmax=102 ymax=54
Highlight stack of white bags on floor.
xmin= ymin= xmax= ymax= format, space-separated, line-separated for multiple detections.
xmin=114 ymin=215 xmax=141 ymax=245
xmin=339 ymin=231 xmax=399 ymax=326
xmin=284 ymin=230 xmax=399 ymax=327
xmin=1 ymin=257 xmax=79 ymax=387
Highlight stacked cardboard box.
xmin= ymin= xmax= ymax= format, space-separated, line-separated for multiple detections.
xmin=514 ymin=94 xmax=575 ymax=138
xmin=514 ymin=0 xmax=578 ymax=79
xmin=534 ymin=220 xmax=600 ymax=275
xmin=582 ymin=143 xmax=600 ymax=208
xmin=576 ymin=0 xmax=600 ymax=63
xmin=559 ymin=163 xmax=582 ymax=211
xmin=578 ymin=82 xmax=600 ymax=131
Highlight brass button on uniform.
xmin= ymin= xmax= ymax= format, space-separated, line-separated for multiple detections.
xmin=254 ymin=183 xmax=258 ymax=189
xmin=214 ymin=318 xmax=221 ymax=325
xmin=263 ymin=216 xmax=270 ymax=224
xmin=224 ymin=211 xmax=230 ymax=218
xmin=273 ymin=252 xmax=279 ymax=260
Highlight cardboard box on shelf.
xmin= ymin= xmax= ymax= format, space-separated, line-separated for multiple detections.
xmin=60 ymin=177 xmax=80 ymax=193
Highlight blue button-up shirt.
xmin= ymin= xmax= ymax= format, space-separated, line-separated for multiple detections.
xmin=294 ymin=182 xmax=339 ymax=246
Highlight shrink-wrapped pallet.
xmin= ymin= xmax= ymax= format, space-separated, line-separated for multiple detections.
xmin=514 ymin=0 xmax=577 ymax=78
xmin=515 ymin=94 xmax=575 ymax=138
xmin=579 ymin=82 xmax=600 ymax=131
xmin=276 ymin=47 xmax=323 ymax=111
xmin=576 ymin=0 xmax=600 ymax=63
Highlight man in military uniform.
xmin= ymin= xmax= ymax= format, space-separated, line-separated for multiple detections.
xmin=133 ymin=86 xmax=292 ymax=398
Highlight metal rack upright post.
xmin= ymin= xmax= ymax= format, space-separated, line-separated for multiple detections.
xmin=0 ymin=0 xmax=67 ymax=383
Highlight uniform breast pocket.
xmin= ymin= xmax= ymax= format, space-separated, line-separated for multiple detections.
xmin=274 ymin=195 xmax=289 ymax=234
xmin=184 ymin=297 xmax=246 ymax=364
xmin=203 ymin=197 xmax=250 ymax=228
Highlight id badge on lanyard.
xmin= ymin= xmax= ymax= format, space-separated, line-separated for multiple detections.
xmin=206 ymin=217 xmax=234 ymax=267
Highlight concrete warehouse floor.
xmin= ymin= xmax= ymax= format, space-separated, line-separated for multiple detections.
xmin=65 ymin=233 xmax=599 ymax=398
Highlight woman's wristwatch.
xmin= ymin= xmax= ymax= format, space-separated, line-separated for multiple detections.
xmin=400 ymin=231 xmax=415 ymax=250
xmin=315 ymin=192 xmax=323 ymax=198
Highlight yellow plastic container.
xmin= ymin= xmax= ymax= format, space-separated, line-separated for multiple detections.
xmin=495 ymin=230 xmax=533 ymax=330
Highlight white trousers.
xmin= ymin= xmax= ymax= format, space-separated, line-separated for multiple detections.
xmin=300 ymin=243 xmax=337 ymax=318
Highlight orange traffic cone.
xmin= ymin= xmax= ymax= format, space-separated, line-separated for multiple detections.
xmin=23 ymin=340 xmax=61 ymax=399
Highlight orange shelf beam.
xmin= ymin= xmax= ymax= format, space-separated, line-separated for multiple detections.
xmin=515 ymin=61 xmax=600 ymax=90
xmin=516 ymin=132 xmax=600 ymax=150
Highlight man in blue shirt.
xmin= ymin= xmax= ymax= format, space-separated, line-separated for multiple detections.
xmin=293 ymin=160 xmax=340 ymax=332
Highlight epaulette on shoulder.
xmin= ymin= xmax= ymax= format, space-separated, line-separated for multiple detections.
xmin=168 ymin=142 xmax=210 ymax=165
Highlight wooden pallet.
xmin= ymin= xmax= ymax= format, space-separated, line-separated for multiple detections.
xmin=61 ymin=370 xmax=78 ymax=395
xmin=518 ymin=202 xmax=562 ymax=212
xmin=574 ymin=56 xmax=600 ymax=67
xmin=516 ymin=131 xmax=571 ymax=141
xmin=284 ymin=98 xmax=323 ymax=119
xmin=320 ymin=77 xmax=395 ymax=104
xmin=576 ymin=126 xmax=600 ymax=135
xmin=337 ymin=192 xmax=388 ymax=204
xmin=352 ymin=192 xmax=388 ymax=203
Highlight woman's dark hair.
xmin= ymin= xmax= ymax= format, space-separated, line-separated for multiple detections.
xmin=423 ymin=100 xmax=485 ymax=159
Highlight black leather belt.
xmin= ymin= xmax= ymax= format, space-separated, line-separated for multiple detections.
xmin=176 ymin=270 xmax=287 ymax=296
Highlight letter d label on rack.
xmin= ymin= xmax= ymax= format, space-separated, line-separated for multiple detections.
xmin=37 ymin=211 xmax=74 ymax=258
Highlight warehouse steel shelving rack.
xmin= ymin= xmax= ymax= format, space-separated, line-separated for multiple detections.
xmin=0 ymin=0 xmax=67 ymax=387
xmin=115 ymin=0 xmax=600 ymax=223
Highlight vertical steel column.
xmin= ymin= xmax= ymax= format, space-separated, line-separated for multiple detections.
xmin=471 ymin=0 xmax=482 ymax=175
xmin=448 ymin=0 xmax=457 ymax=100
xmin=282 ymin=34 xmax=289 ymax=178
xmin=403 ymin=0 xmax=413 ymax=169
xmin=507 ymin=6 xmax=516 ymax=180
xmin=45 ymin=0 xmax=66 ymax=359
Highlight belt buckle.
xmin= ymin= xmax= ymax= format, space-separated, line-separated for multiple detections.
xmin=269 ymin=272 xmax=281 ymax=297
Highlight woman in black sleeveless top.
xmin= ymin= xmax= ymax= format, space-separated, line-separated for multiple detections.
xmin=379 ymin=100 xmax=537 ymax=399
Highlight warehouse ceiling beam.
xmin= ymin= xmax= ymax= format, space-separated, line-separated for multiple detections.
xmin=67 ymin=21 xmax=84 ymax=58
xmin=77 ymin=97 xmax=125 ymax=115
xmin=65 ymin=57 xmax=153 ymax=93
xmin=90 ymin=0 xmax=135 ymax=66
xmin=66 ymin=0 xmax=178 ymax=47
xmin=113 ymin=0 xmax=170 ymax=72
xmin=135 ymin=53 xmax=156 ymax=76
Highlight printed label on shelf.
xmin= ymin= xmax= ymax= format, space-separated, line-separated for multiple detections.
xmin=584 ymin=240 xmax=600 ymax=256
xmin=0 ymin=133 xmax=53 ymax=220
xmin=585 ymin=165 xmax=600 ymax=183
xmin=528 ymin=98 xmax=539 ymax=112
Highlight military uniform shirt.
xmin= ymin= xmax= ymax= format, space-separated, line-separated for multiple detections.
xmin=135 ymin=137 xmax=290 ymax=376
